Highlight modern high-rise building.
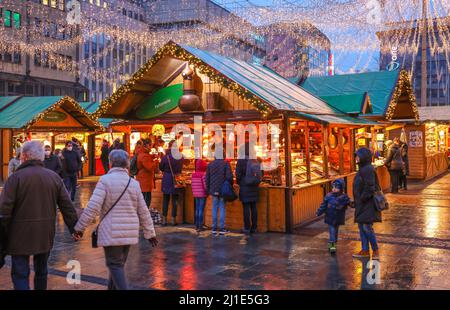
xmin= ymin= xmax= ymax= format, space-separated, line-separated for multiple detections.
xmin=377 ymin=17 xmax=450 ymax=106
xmin=0 ymin=0 xmax=87 ymax=99
xmin=261 ymin=22 xmax=331 ymax=84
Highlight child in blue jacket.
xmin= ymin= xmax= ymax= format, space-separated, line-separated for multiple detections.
xmin=316 ymin=179 xmax=352 ymax=254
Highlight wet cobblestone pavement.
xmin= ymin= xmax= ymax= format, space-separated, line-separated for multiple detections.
xmin=1 ymin=174 xmax=450 ymax=290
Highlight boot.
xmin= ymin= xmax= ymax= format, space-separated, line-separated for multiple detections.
xmin=352 ymin=250 xmax=370 ymax=258
xmin=162 ymin=216 xmax=167 ymax=226
xmin=372 ymin=250 xmax=380 ymax=260
xmin=171 ymin=217 xmax=177 ymax=226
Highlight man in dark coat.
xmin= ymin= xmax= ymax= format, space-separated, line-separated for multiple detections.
xmin=236 ymin=143 xmax=262 ymax=235
xmin=62 ymin=141 xmax=82 ymax=201
xmin=399 ymin=141 xmax=409 ymax=190
xmin=385 ymin=137 xmax=404 ymax=193
xmin=352 ymin=147 xmax=381 ymax=260
xmin=0 ymin=141 xmax=80 ymax=290
xmin=100 ymin=139 xmax=110 ymax=174
xmin=43 ymin=145 xmax=63 ymax=178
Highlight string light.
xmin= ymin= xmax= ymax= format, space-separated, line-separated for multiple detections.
xmin=385 ymin=70 xmax=420 ymax=122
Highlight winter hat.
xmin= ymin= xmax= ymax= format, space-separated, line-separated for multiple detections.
xmin=332 ymin=178 xmax=345 ymax=191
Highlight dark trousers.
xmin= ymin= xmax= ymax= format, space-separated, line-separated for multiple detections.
xmin=328 ymin=225 xmax=339 ymax=243
xmin=142 ymin=192 xmax=152 ymax=208
xmin=389 ymin=169 xmax=400 ymax=193
xmin=11 ymin=252 xmax=50 ymax=290
xmin=399 ymin=172 xmax=408 ymax=190
xmin=64 ymin=173 xmax=78 ymax=201
xmin=102 ymin=159 xmax=109 ymax=174
xmin=162 ymin=194 xmax=178 ymax=218
xmin=104 ymin=245 xmax=130 ymax=290
xmin=242 ymin=202 xmax=258 ymax=233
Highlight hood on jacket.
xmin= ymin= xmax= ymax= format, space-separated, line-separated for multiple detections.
xmin=355 ymin=147 xmax=373 ymax=167
xmin=195 ymin=159 xmax=207 ymax=172
xmin=332 ymin=178 xmax=345 ymax=192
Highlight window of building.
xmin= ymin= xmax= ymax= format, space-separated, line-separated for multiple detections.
xmin=128 ymin=11 xmax=132 ymax=18
xmin=43 ymin=0 xmax=49 ymax=5
xmin=50 ymin=0 xmax=57 ymax=8
xmin=4 ymin=52 xmax=12 ymax=62
xmin=34 ymin=50 xmax=41 ymax=66
xmin=4 ymin=10 xmax=12 ymax=27
xmin=0 ymin=81 xmax=5 ymax=96
xmin=13 ymin=52 xmax=21 ymax=64
xmin=59 ymin=0 xmax=65 ymax=11
xmin=122 ymin=8 xmax=127 ymax=16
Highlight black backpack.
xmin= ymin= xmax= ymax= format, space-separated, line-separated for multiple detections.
xmin=129 ymin=154 xmax=138 ymax=176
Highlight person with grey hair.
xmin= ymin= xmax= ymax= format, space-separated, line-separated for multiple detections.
xmin=74 ymin=149 xmax=158 ymax=290
xmin=8 ymin=148 xmax=22 ymax=177
xmin=0 ymin=140 xmax=80 ymax=290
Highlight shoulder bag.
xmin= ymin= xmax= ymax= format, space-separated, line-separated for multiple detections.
xmin=373 ymin=172 xmax=389 ymax=212
xmin=168 ymin=156 xmax=186 ymax=189
xmin=91 ymin=177 xmax=131 ymax=248
xmin=221 ymin=161 xmax=237 ymax=202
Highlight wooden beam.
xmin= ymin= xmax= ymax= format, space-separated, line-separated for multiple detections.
xmin=339 ymin=128 xmax=344 ymax=175
xmin=350 ymin=128 xmax=356 ymax=172
xmin=322 ymin=124 xmax=329 ymax=178
xmin=305 ymin=122 xmax=311 ymax=183
xmin=283 ymin=113 xmax=293 ymax=233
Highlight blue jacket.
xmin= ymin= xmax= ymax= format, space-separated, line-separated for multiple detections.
xmin=206 ymin=159 xmax=233 ymax=196
xmin=159 ymin=152 xmax=183 ymax=195
xmin=316 ymin=192 xmax=351 ymax=226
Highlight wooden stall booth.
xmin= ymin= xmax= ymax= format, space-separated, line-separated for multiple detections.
xmin=0 ymin=96 xmax=103 ymax=182
xmin=302 ymin=69 xmax=420 ymax=192
xmin=95 ymin=41 xmax=380 ymax=233
xmin=390 ymin=106 xmax=449 ymax=180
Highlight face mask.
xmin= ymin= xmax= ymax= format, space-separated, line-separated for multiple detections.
xmin=67 ymin=146 xmax=73 ymax=151
xmin=45 ymin=151 xmax=51 ymax=156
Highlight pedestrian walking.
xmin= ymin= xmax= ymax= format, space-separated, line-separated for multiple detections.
xmin=7 ymin=148 xmax=21 ymax=177
xmin=191 ymin=159 xmax=208 ymax=232
xmin=385 ymin=137 xmax=404 ymax=193
xmin=43 ymin=145 xmax=63 ymax=178
xmin=399 ymin=140 xmax=409 ymax=190
xmin=352 ymin=147 xmax=381 ymax=260
xmin=0 ymin=140 xmax=80 ymax=290
xmin=206 ymin=153 xmax=233 ymax=236
xmin=159 ymin=141 xmax=184 ymax=226
xmin=74 ymin=150 xmax=158 ymax=290
xmin=61 ymin=141 xmax=82 ymax=201
xmin=136 ymin=139 xmax=157 ymax=209
xmin=110 ymin=138 xmax=125 ymax=152
xmin=79 ymin=144 xmax=87 ymax=179
xmin=101 ymin=139 xmax=110 ymax=174
xmin=235 ymin=144 xmax=262 ymax=235
xmin=316 ymin=179 xmax=352 ymax=254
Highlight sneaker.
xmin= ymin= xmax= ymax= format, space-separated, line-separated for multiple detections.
xmin=372 ymin=250 xmax=380 ymax=260
xmin=241 ymin=229 xmax=250 ymax=235
xmin=329 ymin=243 xmax=336 ymax=254
xmin=352 ymin=250 xmax=370 ymax=258
xmin=219 ymin=229 xmax=229 ymax=235
xmin=212 ymin=230 xmax=218 ymax=236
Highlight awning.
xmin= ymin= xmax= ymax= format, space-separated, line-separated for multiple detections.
xmin=295 ymin=112 xmax=380 ymax=126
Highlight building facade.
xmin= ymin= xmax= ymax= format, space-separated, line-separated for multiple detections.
xmin=0 ymin=0 xmax=87 ymax=99
xmin=377 ymin=18 xmax=450 ymax=106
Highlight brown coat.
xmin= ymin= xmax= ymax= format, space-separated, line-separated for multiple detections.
xmin=136 ymin=152 xmax=156 ymax=193
xmin=0 ymin=160 xmax=78 ymax=255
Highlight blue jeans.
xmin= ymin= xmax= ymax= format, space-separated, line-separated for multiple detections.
xmin=194 ymin=197 xmax=206 ymax=228
xmin=328 ymin=225 xmax=339 ymax=243
xmin=11 ymin=252 xmax=50 ymax=290
xmin=212 ymin=196 xmax=226 ymax=231
xmin=64 ymin=173 xmax=78 ymax=201
xmin=358 ymin=223 xmax=379 ymax=251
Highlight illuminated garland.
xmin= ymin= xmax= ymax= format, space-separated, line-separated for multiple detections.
xmin=24 ymin=96 xmax=104 ymax=132
xmin=93 ymin=42 xmax=273 ymax=119
xmin=385 ymin=70 xmax=420 ymax=122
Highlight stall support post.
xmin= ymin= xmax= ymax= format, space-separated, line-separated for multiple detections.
xmin=51 ymin=135 xmax=56 ymax=149
xmin=321 ymin=124 xmax=329 ymax=178
xmin=88 ymin=134 xmax=96 ymax=176
xmin=305 ymin=123 xmax=311 ymax=182
xmin=350 ymin=129 xmax=356 ymax=172
xmin=123 ymin=133 xmax=130 ymax=153
xmin=283 ymin=114 xmax=294 ymax=233
xmin=1 ymin=129 xmax=13 ymax=182
xmin=339 ymin=128 xmax=344 ymax=175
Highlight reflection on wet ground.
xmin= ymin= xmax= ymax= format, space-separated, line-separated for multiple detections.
xmin=1 ymin=174 xmax=450 ymax=290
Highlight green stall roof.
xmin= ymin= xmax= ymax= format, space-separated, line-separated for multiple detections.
xmin=0 ymin=96 xmax=20 ymax=111
xmin=0 ymin=96 xmax=102 ymax=130
xmin=79 ymin=102 xmax=100 ymax=114
xmin=296 ymin=112 xmax=380 ymax=126
xmin=180 ymin=44 xmax=335 ymax=115
xmin=301 ymin=70 xmax=400 ymax=115
xmin=319 ymin=93 xmax=370 ymax=114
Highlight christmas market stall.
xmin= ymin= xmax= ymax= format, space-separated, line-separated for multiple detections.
xmin=302 ymin=69 xmax=420 ymax=191
xmin=95 ymin=41 xmax=379 ymax=233
xmin=0 ymin=96 xmax=103 ymax=181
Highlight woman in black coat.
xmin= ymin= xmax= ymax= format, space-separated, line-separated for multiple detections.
xmin=352 ymin=147 xmax=381 ymax=260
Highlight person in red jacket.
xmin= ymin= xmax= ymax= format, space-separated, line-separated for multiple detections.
xmin=136 ymin=139 xmax=156 ymax=208
xmin=191 ymin=159 xmax=208 ymax=232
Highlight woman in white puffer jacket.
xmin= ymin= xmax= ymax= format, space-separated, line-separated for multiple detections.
xmin=75 ymin=150 xmax=158 ymax=290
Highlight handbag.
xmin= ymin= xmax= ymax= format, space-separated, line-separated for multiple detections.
xmin=91 ymin=177 xmax=131 ymax=248
xmin=373 ymin=172 xmax=389 ymax=212
xmin=168 ymin=156 xmax=185 ymax=189
xmin=221 ymin=162 xmax=237 ymax=202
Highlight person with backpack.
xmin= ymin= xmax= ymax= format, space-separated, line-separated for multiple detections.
xmin=399 ymin=140 xmax=409 ymax=190
xmin=191 ymin=159 xmax=208 ymax=232
xmin=206 ymin=151 xmax=233 ymax=236
xmin=316 ymin=179 xmax=351 ymax=254
xmin=235 ymin=143 xmax=262 ymax=235
xmin=352 ymin=147 xmax=381 ymax=260
xmin=136 ymin=139 xmax=156 ymax=209
xmin=385 ymin=137 xmax=404 ymax=193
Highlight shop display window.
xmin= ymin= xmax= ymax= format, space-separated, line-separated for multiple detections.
xmin=425 ymin=123 xmax=448 ymax=155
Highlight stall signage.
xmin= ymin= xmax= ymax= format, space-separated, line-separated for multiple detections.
xmin=409 ymin=131 xmax=423 ymax=148
xmin=136 ymin=84 xmax=183 ymax=120
xmin=43 ymin=111 xmax=68 ymax=123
